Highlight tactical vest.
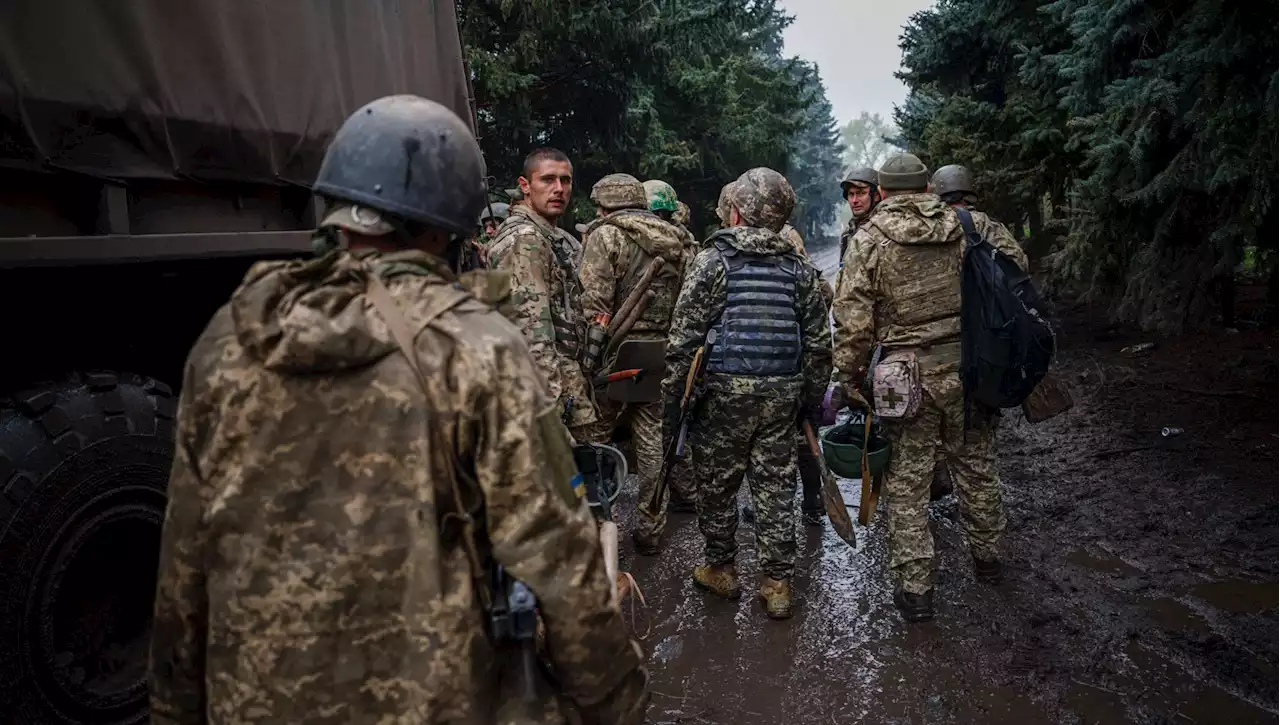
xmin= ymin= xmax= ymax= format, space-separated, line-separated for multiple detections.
xmin=706 ymin=239 xmax=803 ymax=377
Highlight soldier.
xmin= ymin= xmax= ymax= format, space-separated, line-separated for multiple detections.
xmin=643 ymin=179 xmax=698 ymax=252
xmin=831 ymin=153 xmax=1028 ymax=623
xmin=665 ymin=168 xmax=832 ymax=619
xmin=839 ymin=166 xmax=880 ymax=260
xmin=931 ymin=164 xmax=979 ymax=209
xmin=148 ymin=96 xmax=647 ymax=724
xmin=479 ymin=200 xmax=510 ymax=240
xmin=578 ymin=174 xmax=689 ymax=554
xmin=489 ymin=148 xmax=598 ymax=434
xmin=673 ymin=200 xmax=693 ymax=236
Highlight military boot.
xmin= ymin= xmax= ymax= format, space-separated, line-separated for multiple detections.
xmin=631 ymin=529 xmax=661 ymax=557
xmin=692 ymin=563 xmax=742 ymax=600
xmin=893 ymin=586 xmax=934 ymax=623
xmin=801 ymin=509 xmax=825 ymax=527
xmin=758 ymin=577 xmax=793 ymax=619
xmin=974 ymin=557 xmax=1003 ymax=584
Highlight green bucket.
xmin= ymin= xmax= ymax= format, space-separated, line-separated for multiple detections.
xmin=820 ymin=419 xmax=892 ymax=478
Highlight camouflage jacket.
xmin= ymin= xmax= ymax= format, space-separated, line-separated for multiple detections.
xmin=488 ymin=205 xmax=597 ymax=427
xmin=149 ymin=249 xmax=646 ymax=725
xmin=664 ymin=227 xmax=832 ymax=404
xmin=832 ymin=194 xmax=1028 ymax=386
xmin=581 ymin=209 xmax=689 ymax=338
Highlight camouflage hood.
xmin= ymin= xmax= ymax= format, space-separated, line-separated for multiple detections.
xmin=866 ymin=193 xmax=962 ymax=246
xmin=707 ymin=225 xmax=796 ymax=256
xmin=230 ymin=249 xmax=447 ymax=374
xmin=591 ymin=208 xmax=687 ymax=261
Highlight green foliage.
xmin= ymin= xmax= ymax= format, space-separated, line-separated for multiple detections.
xmin=840 ymin=112 xmax=901 ymax=171
xmin=459 ymin=0 xmax=842 ymax=241
xmin=895 ymin=0 xmax=1277 ymax=331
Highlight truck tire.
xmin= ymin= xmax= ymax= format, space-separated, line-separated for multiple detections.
xmin=0 ymin=372 xmax=176 ymax=725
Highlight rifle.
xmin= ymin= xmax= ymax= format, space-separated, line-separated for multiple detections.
xmin=648 ymin=329 xmax=715 ymax=511
xmin=487 ymin=564 xmax=539 ymax=702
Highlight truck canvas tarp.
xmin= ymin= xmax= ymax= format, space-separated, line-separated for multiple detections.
xmin=0 ymin=0 xmax=473 ymax=186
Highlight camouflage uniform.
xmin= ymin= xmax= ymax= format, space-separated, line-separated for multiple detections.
xmin=489 ymin=204 xmax=598 ymax=430
xmin=665 ymin=169 xmax=832 ymax=614
xmin=150 ymin=248 xmax=647 ymax=725
xmin=832 ymin=176 xmax=1027 ymax=599
xmin=578 ymin=175 xmax=690 ymax=549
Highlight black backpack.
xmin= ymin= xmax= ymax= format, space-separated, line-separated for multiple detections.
xmin=957 ymin=208 xmax=1055 ymax=419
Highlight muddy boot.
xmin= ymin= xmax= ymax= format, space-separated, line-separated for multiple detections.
xmin=758 ymin=577 xmax=793 ymax=619
xmin=974 ymin=557 xmax=1003 ymax=585
xmin=893 ymin=587 xmax=934 ymax=623
xmin=631 ymin=529 xmax=661 ymax=557
xmin=929 ymin=463 xmax=954 ymax=501
xmin=692 ymin=563 xmax=742 ymax=600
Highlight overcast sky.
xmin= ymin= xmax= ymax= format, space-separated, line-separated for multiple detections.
xmin=780 ymin=0 xmax=936 ymax=128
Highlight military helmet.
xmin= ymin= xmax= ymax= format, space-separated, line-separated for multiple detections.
xmin=506 ymin=186 xmax=525 ymax=202
xmin=930 ymin=164 xmax=975 ymax=197
xmin=313 ymin=95 xmax=486 ymax=237
xmin=673 ymin=200 xmax=691 ymax=226
xmin=478 ymin=201 xmax=510 ymax=224
xmin=877 ymin=153 xmax=930 ymax=191
xmin=727 ymin=167 xmax=796 ymax=232
xmin=590 ymin=173 xmax=648 ymax=211
xmin=642 ymin=179 xmax=679 ymax=214
xmin=840 ymin=166 xmax=878 ymax=192
xmin=715 ymin=181 xmax=739 ymax=224
xmin=820 ymin=418 xmax=892 ymax=478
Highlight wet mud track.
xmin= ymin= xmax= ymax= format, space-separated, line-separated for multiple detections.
xmin=612 ymin=251 xmax=1277 ymax=724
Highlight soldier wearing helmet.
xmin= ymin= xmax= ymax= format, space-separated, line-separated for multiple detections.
xmin=643 ymin=179 xmax=698 ymax=257
xmin=149 ymin=96 xmax=647 ymax=724
xmin=831 ymin=152 xmax=1028 ymax=624
xmin=576 ymin=174 xmax=690 ymax=554
xmin=664 ymin=167 xmax=832 ymax=620
xmin=930 ymin=164 xmax=979 ymax=208
xmin=839 ymin=166 xmax=881 ymax=259
xmin=488 ymin=148 xmax=598 ymax=433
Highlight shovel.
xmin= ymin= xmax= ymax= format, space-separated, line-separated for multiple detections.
xmin=802 ymin=420 xmax=856 ymax=548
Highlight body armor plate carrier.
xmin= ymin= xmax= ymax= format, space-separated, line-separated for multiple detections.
xmin=706 ymin=239 xmax=803 ymax=376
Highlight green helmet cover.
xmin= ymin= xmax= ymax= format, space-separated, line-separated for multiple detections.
xmin=643 ymin=179 xmax=679 ymax=214
xmin=820 ymin=419 xmax=892 ymax=478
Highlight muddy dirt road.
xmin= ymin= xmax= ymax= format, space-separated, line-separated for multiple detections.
xmin=612 ymin=248 xmax=1278 ymax=724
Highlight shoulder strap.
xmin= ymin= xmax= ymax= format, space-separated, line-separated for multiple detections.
xmin=363 ymin=271 xmax=491 ymax=610
xmin=955 ymin=208 xmax=983 ymax=247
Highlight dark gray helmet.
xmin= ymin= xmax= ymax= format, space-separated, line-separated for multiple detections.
xmin=840 ymin=166 xmax=878 ymax=191
xmin=313 ymin=95 xmax=486 ymax=237
xmin=931 ymin=164 xmax=975 ymax=197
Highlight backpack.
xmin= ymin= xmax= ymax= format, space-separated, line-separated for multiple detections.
xmin=956 ymin=208 xmax=1055 ymax=419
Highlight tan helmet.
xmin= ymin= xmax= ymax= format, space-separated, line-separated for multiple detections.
xmin=590 ymin=173 xmax=648 ymax=211
xmin=673 ymin=200 xmax=691 ymax=226
xmin=726 ymin=167 xmax=796 ymax=232
xmin=715 ymin=181 xmax=739 ymax=225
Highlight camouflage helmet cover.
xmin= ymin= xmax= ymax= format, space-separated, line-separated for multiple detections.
xmin=715 ymin=181 xmax=739 ymax=223
xmin=727 ymin=167 xmax=796 ymax=232
xmin=673 ymin=200 xmax=691 ymax=226
xmin=590 ymin=173 xmax=648 ymax=211
xmin=930 ymin=164 xmax=976 ymax=197
xmin=642 ymin=179 xmax=679 ymax=214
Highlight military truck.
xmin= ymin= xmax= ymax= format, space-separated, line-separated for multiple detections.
xmin=0 ymin=2 xmax=472 ymax=722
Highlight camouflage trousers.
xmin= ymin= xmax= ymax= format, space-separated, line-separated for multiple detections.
xmin=688 ymin=391 xmax=799 ymax=580
xmin=579 ymin=398 xmax=669 ymax=540
xmin=882 ymin=372 xmax=1005 ymax=594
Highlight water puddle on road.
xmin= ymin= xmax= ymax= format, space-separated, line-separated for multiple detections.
xmin=1190 ymin=578 xmax=1279 ymax=615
